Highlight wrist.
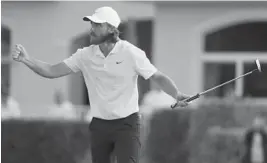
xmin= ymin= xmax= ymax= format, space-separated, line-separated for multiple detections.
xmin=176 ymin=92 xmax=187 ymax=101
xmin=21 ymin=57 xmax=31 ymax=64
xmin=175 ymin=91 xmax=182 ymax=100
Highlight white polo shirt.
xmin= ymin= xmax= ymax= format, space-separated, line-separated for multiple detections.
xmin=64 ymin=40 xmax=157 ymax=120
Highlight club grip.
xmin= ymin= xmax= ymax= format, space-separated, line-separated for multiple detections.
xmin=171 ymin=93 xmax=200 ymax=109
xmin=185 ymin=93 xmax=200 ymax=102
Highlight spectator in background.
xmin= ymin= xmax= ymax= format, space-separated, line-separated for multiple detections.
xmin=1 ymin=75 xmax=20 ymax=120
xmin=223 ymin=83 xmax=237 ymax=100
xmin=140 ymin=86 xmax=176 ymax=116
xmin=1 ymin=96 xmax=21 ymax=120
xmin=48 ymin=89 xmax=76 ymax=120
xmin=242 ymin=114 xmax=267 ymax=163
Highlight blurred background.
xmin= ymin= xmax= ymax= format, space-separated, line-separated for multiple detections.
xmin=1 ymin=1 xmax=267 ymax=163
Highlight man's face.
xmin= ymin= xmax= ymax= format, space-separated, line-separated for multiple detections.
xmin=89 ymin=22 xmax=110 ymax=45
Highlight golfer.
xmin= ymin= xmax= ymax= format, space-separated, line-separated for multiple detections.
xmin=12 ymin=6 xmax=190 ymax=163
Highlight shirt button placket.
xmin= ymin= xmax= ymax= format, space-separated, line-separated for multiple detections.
xmin=103 ymin=58 xmax=107 ymax=69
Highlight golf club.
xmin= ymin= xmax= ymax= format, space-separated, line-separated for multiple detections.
xmin=171 ymin=59 xmax=262 ymax=108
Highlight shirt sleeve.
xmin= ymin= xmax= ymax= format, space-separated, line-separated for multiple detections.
xmin=63 ymin=48 xmax=83 ymax=73
xmin=131 ymin=49 xmax=158 ymax=80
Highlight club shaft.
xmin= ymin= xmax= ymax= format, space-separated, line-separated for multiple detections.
xmin=199 ymin=69 xmax=256 ymax=96
xmin=171 ymin=68 xmax=258 ymax=108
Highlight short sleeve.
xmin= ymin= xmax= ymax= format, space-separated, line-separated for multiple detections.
xmin=63 ymin=48 xmax=83 ymax=73
xmin=131 ymin=49 xmax=157 ymax=80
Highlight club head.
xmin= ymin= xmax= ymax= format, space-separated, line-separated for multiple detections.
xmin=256 ymin=59 xmax=262 ymax=72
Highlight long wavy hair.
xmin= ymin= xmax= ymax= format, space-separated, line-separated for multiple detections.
xmin=104 ymin=23 xmax=120 ymax=43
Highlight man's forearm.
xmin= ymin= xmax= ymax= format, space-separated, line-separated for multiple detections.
xmin=151 ymin=72 xmax=186 ymax=100
xmin=22 ymin=58 xmax=54 ymax=78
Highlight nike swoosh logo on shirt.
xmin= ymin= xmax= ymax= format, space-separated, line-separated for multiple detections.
xmin=116 ymin=61 xmax=123 ymax=64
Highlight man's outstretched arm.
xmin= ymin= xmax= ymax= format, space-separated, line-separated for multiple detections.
xmin=22 ymin=59 xmax=72 ymax=79
xmin=150 ymin=71 xmax=190 ymax=107
xmin=150 ymin=71 xmax=188 ymax=100
xmin=131 ymin=50 xmax=190 ymax=107
xmin=12 ymin=44 xmax=73 ymax=79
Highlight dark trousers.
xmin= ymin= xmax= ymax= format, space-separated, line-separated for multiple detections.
xmin=89 ymin=112 xmax=141 ymax=163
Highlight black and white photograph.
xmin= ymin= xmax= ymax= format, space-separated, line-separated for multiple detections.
xmin=1 ymin=1 xmax=267 ymax=163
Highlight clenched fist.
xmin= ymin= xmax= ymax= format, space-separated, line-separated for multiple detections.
xmin=12 ymin=44 xmax=30 ymax=62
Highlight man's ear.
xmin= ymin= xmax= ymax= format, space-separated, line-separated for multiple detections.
xmin=107 ymin=27 xmax=113 ymax=34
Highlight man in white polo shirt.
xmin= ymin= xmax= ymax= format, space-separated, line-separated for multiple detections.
xmin=12 ymin=6 xmax=190 ymax=163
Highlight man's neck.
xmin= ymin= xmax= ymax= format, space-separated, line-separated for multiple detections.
xmin=99 ymin=38 xmax=120 ymax=57
xmin=99 ymin=42 xmax=115 ymax=57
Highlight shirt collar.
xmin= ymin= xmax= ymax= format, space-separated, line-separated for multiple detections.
xmin=95 ymin=40 xmax=122 ymax=57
